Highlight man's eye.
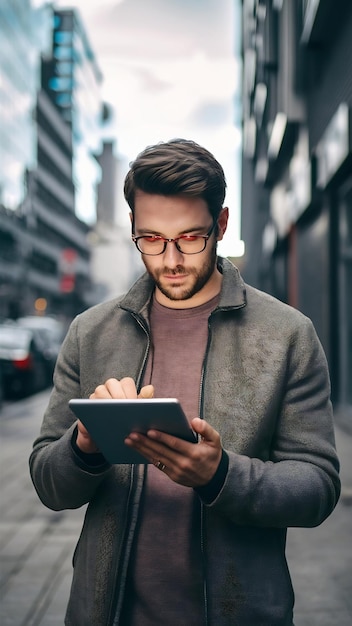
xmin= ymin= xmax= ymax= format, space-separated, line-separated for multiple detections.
xmin=180 ymin=235 xmax=199 ymax=242
xmin=143 ymin=236 xmax=162 ymax=243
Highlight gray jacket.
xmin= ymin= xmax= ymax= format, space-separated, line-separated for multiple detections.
xmin=29 ymin=258 xmax=340 ymax=626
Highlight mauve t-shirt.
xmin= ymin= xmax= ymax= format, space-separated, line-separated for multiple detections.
xmin=120 ymin=294 xmax=219 ymax=625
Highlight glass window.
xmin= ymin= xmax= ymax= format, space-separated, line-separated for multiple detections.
xmin=54 ymin=45 xmax=73 ymax=60
xmin=54 ymin=30 xmax=72 ymax=44
xmin=56 ymin=61 xmax=73 ymax=75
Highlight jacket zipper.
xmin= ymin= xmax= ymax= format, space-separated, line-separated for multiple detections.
xmin=109 ymin=464 xmax=135 ymax=625
xmin=199 ymin=307 xmax=234 ymax=626
xmin=108 ymin=311 xmax=151 ymax=625
xmin=198 ymin=313 xmax=215 ymax=626
xmin=111 ymin=464 xmax=145 ymax=626
xmin=201 ymin=503 xmax=208 ymax=626
xmin=132 ymin=313 xmax=151 ymax=391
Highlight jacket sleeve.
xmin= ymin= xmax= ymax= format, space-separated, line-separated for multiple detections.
xmin=202 ymin=316 xmax=341 ymax=528
xmin=29 ymin=317 xmax=113 ymax=512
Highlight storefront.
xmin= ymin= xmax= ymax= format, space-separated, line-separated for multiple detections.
xmin=315 ymin=103 xmax=352 ymax=409
xmin=337 ymin=178 xmax=352 ymax=409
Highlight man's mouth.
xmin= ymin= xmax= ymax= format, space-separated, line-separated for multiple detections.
xmin=163 ymin=273 xmax=187 ymax=280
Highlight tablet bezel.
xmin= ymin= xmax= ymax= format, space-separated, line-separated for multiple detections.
xmin=69 ymin=398 xmax=197 ymax=464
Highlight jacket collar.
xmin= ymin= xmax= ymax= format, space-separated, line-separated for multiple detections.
xmin=119 ymin=256 xmax=247 ymax=317
xmin=216 ymin=256 xmax=247 ymax=310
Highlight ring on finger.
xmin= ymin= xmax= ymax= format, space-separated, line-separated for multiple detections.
xmin=154 ymin=459 xmax=166 ymax=471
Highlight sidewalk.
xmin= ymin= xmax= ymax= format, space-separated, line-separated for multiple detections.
xmin=0 ymin=391 xmax=351 ymax=625
xmin=286 ymin=419 xmax=352 ymax=626
xmin=0 ymin=391 xmax=86 ymax=626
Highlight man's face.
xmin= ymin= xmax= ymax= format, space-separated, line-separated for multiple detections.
xmin=133 ymin=191 xmax=227 ymax=308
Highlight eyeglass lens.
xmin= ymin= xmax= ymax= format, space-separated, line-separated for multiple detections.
xmin=136 ymin=235 xmax=208 ymax=255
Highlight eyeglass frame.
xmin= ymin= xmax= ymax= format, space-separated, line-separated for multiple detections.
xmin=131 ymin=221 xmax=217 ymax=256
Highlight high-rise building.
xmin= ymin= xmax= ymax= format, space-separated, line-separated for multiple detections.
xmin=0 ymin=0 xmax=48 ymax=210
xmin=42 ymin=8 xmax=103 ymax=225
xmin=0 ymin=2 xmax=141 ymax=321
xmin=0 ymin=2 xmax=104 ymax=320
xmin=0 ymin=0 xmax=50 ymax=318
xmin=240 ymin=0 xmax=352 ymax=412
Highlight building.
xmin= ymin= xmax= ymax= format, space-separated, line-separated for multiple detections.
xmin=0 ymin=2 xmax=106 ymax=320
xmin=240 ymin=0 xmax=352 ymax=412
xmin=0 ymin=0 xmax=44 ymax=212
xmin=42 ymin=8 xmax=103 ymax=226
xmin=92 ymin=139 xmax=144 ymax=301
xmin=30 ymin=86 xmax=93 ymax=317
xmin=0 ymin=0 xmax=49 ymax=318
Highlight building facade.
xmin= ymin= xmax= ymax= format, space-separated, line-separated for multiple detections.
xmin=0 ymin=0 xmax=49 ymax=318
xmin=0 ymin=2 xmax=105 ymax=321
xmin=42 ymin=8 xmax=103 ymax=226
xmin=240 ymin=0 xmax=352 ymax=412
xmin=0 ymin=0 xmax=45 ymax=211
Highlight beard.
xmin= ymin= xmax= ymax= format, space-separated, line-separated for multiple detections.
xmin=143 ymin=241 xmax=218 ymax=301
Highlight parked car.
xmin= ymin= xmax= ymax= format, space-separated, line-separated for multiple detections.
xmin=16 ymin=316 xmax=66 ymax=371
xmin=0 ymin=324 xmax=54 ymax=398
xmin=0 ymin=362 xmax=4 ymax=410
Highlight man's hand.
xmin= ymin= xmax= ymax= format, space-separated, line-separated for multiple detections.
xmin=89 ymin=377 xmax=154 ymax=401
xmin=125 ymin=417 xmax=222 ymax=488
xmin=75 ymin=377 xmax=154 ymax=453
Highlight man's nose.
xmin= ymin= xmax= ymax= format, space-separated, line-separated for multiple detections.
xmin=162 ymin=240 xmax=184 ymax=265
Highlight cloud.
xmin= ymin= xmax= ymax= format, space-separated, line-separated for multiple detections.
xmin=52 ymin=0 xmax=243 ymax=250
xmin=189 ymin=100 xmax=235 ymax=128
xmin=128 ymin=66 xmax=172 ymax=94
xmin=67 ymin=0 xmax=235 ymax=59
xmin=101 ymin=52 xmax=237 ymax=129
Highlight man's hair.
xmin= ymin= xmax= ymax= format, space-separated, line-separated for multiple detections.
xmin=124 ymin=138 xmax=227 ymax=223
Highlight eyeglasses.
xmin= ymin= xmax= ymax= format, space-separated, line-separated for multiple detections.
xmin=132 ymin=222 xmax=216 ymax=256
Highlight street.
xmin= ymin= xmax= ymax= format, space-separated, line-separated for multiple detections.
xmin=0 ymin=390 xmax=351 ymax=625
xmin=0 ymin=390 xmax=85 ymax=626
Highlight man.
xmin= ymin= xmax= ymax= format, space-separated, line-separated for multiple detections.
xmin=30 ymin=139 xmax=340 ymax=626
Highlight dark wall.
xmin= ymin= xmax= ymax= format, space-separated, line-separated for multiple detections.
xmin=241 ymin=158 xmax=270 ymax=289
xmin=296 ymin=204 xmax=330 ymax=357
xmin=300 ymin=3 xmax=352 ymax=391
xmin=307 ymin=5 xmax=352 ymax=149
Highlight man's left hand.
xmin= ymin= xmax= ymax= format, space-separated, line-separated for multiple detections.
xmin=124 ymin=417 xmax=222 ymax=487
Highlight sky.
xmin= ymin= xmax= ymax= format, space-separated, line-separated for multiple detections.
xmin=50 ymin=0 xmax=243 ymax=256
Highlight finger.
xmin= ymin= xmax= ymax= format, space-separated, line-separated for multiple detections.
xmin=119 ymin=377 xmax=138 ymax=398
xmin=77 ymin=419 xmax=89 ymax=436
xmin=90 ymin=377 xmax=138 ymax=399
xmin=126 ymin=430 xmax=190 ymax=467
xmin=146 ymin=429 xmax=194 ymax=454
xmin=138 ymin=384 xmax=154 ymax=399
xmin=89 ymin=383 xmax=114 ymax=399
xmin=76 ymin=420 xmax=99 ymax=453
xmin=107 ymin=377 xmax=137 ymax=398
xmin=191 ymin=418 xmax=221 ymax=446
xmin=125 ymin=431 xmax=172 ymax=461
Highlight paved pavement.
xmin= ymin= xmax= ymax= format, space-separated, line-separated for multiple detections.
xmin=0 ymin=391 xmax=86 ymax=626
xmin=286 ymin=411 xmax=352 ymax=626
xmin=0 ymin=390 xmax=351 ymax=625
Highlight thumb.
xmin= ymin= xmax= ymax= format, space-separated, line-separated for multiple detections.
xmin=191 ymin=417 xmax=220 ymax=446
xmin=138 ymin=384 xmax=154 ymax=399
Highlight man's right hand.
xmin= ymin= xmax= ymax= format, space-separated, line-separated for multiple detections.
xmin=75 ymin=377 xmax=154 ymax=453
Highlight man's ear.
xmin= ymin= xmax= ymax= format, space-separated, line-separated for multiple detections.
xmin=129 ymin=211 xmax=135 ymax=234
xmin=216 ymin=207 xmax=229 ymax=242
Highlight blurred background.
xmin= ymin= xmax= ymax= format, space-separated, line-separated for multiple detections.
xmin=0 ymin=0 xmax=351 ymax=418
xmin=0 ymin=5 xmax=351 ymax=625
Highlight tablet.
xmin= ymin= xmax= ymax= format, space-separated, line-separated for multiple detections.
xmin=69 ymin=398 xmax=197 ymax=464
